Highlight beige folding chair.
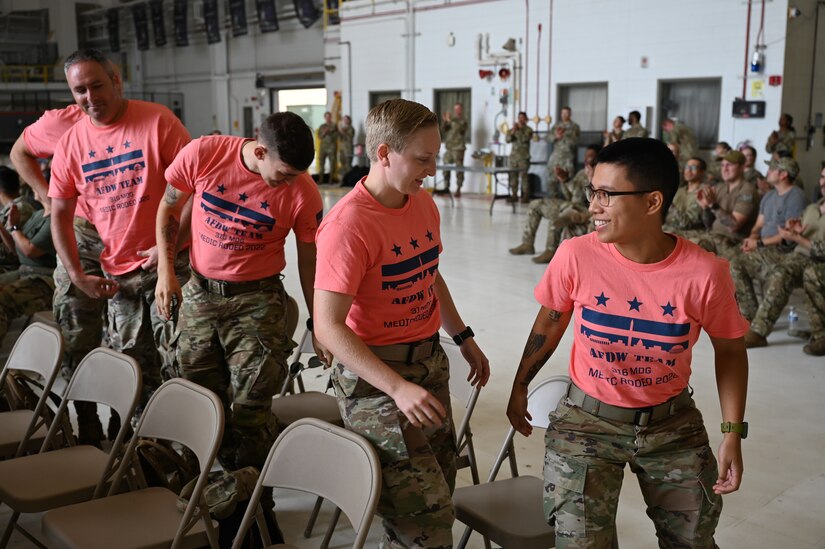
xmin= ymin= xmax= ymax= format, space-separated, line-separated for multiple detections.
xmin=453 ymin=375 xmax=571 ymax=549
xmin=0 ymin=321 xmax=63 ymax=458
xmin=0 ymin=347 xmax=141 ymax=549
xmin=442 ymin=335 xmax=483 ymax=484
xmin=42 ymin=378 xmax=224 ymax=549
xmin=231 ymin=418 xmax=381 ymax=549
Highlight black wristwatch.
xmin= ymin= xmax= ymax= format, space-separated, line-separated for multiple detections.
xmin=306 ymin=317 xmax=313 ymax=332
xmin=452 ymin=326 xmax=474 ymax=346
xmin=9 ymin=225 xmax=19 ymax=232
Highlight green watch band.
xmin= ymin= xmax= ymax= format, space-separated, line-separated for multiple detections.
xmin=721 ymin=421 xmax=748 ymax=439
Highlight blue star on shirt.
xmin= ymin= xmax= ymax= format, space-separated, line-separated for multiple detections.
xmin=661 ymin=302 xmax=677 ymax=316
xmin=628 ymin=297 xmax=643 ymax=312
xmin=425 ymin=230 xmax=434 ymax=241
xmin=595 ymin=292 xmax=610 ymax=307
xmin=216 ymin=184 xmax=226 ymax=194
xmin=392 ymin=244 xmax=403 ymax=256
xmin=106 ymin=145 xmax=114 ymax=154
xmin=123 ymin=140 xmax=131 ymax=148
xmin=409 ymin=237 xmax=419 ymax=249
xmin=238 ymin=193 xmax=248 ymax=202
xmin=260 ymin=201 xmax=269 ymax=210
xmin=88 ymin=150 xmax=96 ymax=158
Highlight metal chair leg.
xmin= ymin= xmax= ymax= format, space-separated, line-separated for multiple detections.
xmin=303 ymin=495 xmax=325 ymax=538
xmin=319 ymin=507 xmax=341 ymax=549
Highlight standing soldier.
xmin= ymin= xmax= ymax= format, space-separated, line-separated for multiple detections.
xmin=317 ymin=111 xmax=337 ymax=183
xmin=765 ymin=113 xmax=796 ymax=157
xmin=338 ymin=115 xmax=355 ymax=176
xmin=155 ymin=112 xmax=328 ymax=470
xmin=624 ymin=110 xmax=648 ymax=138
xmin=547 ymin=107 xmax=580 ymax=186
xmin=506 ymin=111 xmax=534 ymax=203
xmin=662 ymin=117 xmax=698 ymax=167
xmin=441 ymin=102 xmax=469 ymax=197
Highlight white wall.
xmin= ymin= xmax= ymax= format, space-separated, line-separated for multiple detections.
xmin=338 ymin=0 xmax=789 ymax=193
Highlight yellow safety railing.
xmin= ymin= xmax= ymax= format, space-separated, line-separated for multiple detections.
xmin=0 ymin=65 xmax=57 ymax=84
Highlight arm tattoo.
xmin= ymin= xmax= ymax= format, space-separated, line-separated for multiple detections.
xmin=164 ymin=184 xmax=178 ymax=206
xmin=547 ymin=309 xmax=562 ymax=321
xmin=161 ymin=215 xmax=179 ymax=262
xmin=521 ymin=332 xmax=547 ymax=361
xmin=522 ymin=348 xmax=556 ymax=386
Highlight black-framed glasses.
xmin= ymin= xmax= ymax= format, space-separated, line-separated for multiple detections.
xmin=585 ymin=185 xmax=651 ymax=207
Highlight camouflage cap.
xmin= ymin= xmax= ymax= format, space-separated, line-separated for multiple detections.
xmin=765 ymin=157 xmax=799 ymax=180
xmin=721 ymin=150 xmax=745 ymax=165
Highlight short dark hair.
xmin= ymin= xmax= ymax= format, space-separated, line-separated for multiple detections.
xmin=596 ymin=138 xmax=679 ymax=222
xmin=687 ymin=156 xmax=707 ymax=171
xmin=518 ymin=111 xmax=527 ymax=118
xmin=616 ymin=116 xmax=626 ymax=125
xmin=628 ymin=110 xmax=641 ymax=122
xmin=0 ymin=166 xmax=21 ymax=196
xmin=259 ymin=112 xmax=315 ymax=171
xmin=64 ymin=49 xmax=117 ymax=79
xmin=586 ymin=144 xmax=602 ymax=154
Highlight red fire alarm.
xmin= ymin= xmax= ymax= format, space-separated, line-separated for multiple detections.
xmin=768 ymin=75 xmax=782 ymax=86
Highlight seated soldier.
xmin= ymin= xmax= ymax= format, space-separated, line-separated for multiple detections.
xmin=707 ymin=141 xmax=732 ymax=184
xmin=0 ymin=166 xmax=34 ymax=273
xmin=0 ymin=183 xmax=55 ymax=340
xmin=732 ymin=165 xmax=824 ymax=348
xmin=802 ymin=253 xmax=825 ymax=357
xmin=740 ymin=145 xmax=765 ymax=190
xmin=510 ymin=145 xmax=598 ymax=263
xmin=664 ymin=157 xmax=707 ymax=233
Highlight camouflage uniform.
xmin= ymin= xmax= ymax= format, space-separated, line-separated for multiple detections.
xmin=691 ymin=180 xmax=760 ymax=260
xmin=743 ymin=167 xmax=764 ymax=188
xmin=0 ymin=209 xmax=55 ymax=340
xmin=664 ymin=186 xmax=705 ymax=233
xmin=666 ymin=122 xmax=698 ymax=168
xmin=332 ymin=340 xmax=455 ymax=549
xmin=547 ymin=121 xmax=580 ymax=182
xmin=545 ymin=397 xmax=721 ymax=548
xmin=338 ymin=125 xmax=355 ymax=173
xmin=506 ymin=124 xmax=534 ymax=199
xmin=730 ymin=200 xmax=825 ymax=337
xmin=624 ymin=123 xmax=648 ymax=139
xmin=0 ymin=197 xmax=34 ymax=273
xmin=802 ymin=251 xmax=825 ymax=350
xmin=520 ymin=169 xmax=589 ymax=254
xmin=441 ymin=116 xmax=468 ymax=192
xmin=765 ymin=129 xmax=795 ymax=157
xmin=106 ymin=250 xmax=190 ymax=402
xmin=177 ymin=272 xmax=294 ymax=471
xmin=317 ymin=122 xmax=338 ymax=182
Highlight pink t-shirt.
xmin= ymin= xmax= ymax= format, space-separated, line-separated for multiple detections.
xmin=165 ymin=135 xmax=324 ymax=281
xmin=48 ymin=100 xmax=191 ymax=275
xmin=22 ymin=104 xmax=87 ymax=220
xmin=315 ymin=181 xmax=442 ymax=346
xmin=535 ymin=232 xmax=748 ymax=408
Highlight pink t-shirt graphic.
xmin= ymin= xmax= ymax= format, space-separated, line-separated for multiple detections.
xmin=315 ymin=181 xmax=442 ymax=346
xmin=165 ymin=135 xmax=324 ymax=282
xmin=48 ymin=100 xmax=191 ymax=275
xmin=535 ymin=232 xmax=748 ymax=408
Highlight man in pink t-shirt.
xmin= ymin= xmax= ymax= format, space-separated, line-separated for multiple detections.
xmin=507 ymin=138 xmax=749 ymax=547
xmin=315 ymin=99 xmax=490 ymax=548
xmin=155 ymin=112 xmax=326 ymax=470
xmin=48 ymin=49 xmax=191 ymax=411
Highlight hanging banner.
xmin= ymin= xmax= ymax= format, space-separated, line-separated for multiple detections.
xmin=107 ymin=8 xmax=120 ymax=52
xmin=293 ymin=0 xmax=320 ymax=29
xmin=173 ymin=0 xmax=188 ymax=47
xmin=204 ymin=0 xmax=222 ymax=44
xmin=132 ymin=3 xmax=150 ymax=51
xmin=150 ymin=0 xmax=166 ymax=47
xmin=256 ymin=0 xmax=279 ymax=33
xmin=229 ymin=0 xmax=248 ymax=37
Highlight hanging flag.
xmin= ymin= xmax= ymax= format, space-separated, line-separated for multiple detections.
xmin=150 ymin=0 xmax=166 ymax=47
xmin=229 ymin=0 xmax=248 ymax=37
xmin=173 ymin=0 xmax=188 ymax=46
xmin=204 ymin=0 xmax=222 ymax=44
xmin=132 ymin=3 xmax=150 ymax=51
xmin=107 ymin=8 xmax=120 ymax=52
xmin=256 ymin=0 xmax=279 ymax=33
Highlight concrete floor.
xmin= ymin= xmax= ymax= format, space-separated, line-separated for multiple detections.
xmin=3 ymin=188 xmax=825 ymax=548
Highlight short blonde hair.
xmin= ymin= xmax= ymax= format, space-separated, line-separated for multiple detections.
xmin=365 ymin=99 xmax=438 ymax=162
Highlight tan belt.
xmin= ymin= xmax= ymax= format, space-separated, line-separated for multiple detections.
xmin=368 ymin=333 xmax=439 ymax=364
xmin=566 ymin=383 xmax=692 ymax=427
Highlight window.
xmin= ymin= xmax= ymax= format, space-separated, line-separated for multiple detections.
xmin=434 ymin=88 xmax=472 ymax=144
xmin=557 ymin=83 xmax=608 ymax=148
xmin=369 ymin=91 xmax=401 ymax=110
xmin=658 ymin=79 xmax=721 ymax=148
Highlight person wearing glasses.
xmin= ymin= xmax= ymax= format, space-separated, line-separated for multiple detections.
xmin=507 ymin=137 xmax=749 ymax=547
xmin=664 ymin=157 xmax=707 ymax=233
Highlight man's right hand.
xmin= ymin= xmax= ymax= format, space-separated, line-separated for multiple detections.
xmin=74 ymin=274 xmax=119 ymax=299
xmin=506 ymin=385 xmax=533 ymax=437
xmin=155 ymin=271 xmax=182 ymax=320
xmin=391 ymin=380 xmax=447 ymax=429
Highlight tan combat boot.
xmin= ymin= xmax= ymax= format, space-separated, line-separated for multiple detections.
xmin=532 ymin=249 xmax=555 ymax=263
xmin=743 ymin=329 xmax=768 ymax=348
xmin=509 ymin=243 xmax=535 ymax=255
xmin=803 ymin=338 xmax=825 ymax=356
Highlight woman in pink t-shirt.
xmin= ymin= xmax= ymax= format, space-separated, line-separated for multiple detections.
xmin=315 ymin=99 xmax=489 ymax=548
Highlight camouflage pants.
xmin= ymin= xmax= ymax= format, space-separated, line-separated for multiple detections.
xmin=53 ymin=218 xmax=106 ymax=373
xmin=332 ymin=340 xmax=456 ymax=549
xmin=105 ymin=250 xmax=190 ymax=404
xmin=680 ymin=230 xmax=741 ymax=261
xmin=547 ymin=146 xmax=575 ymax=176
xmin=729 ymin=249 xmax=807 ymax=336
xmin=0 ymin=267 xmax=54 ymax=341
xmin=176 ymin=273 xmax=293 ymax=471
xmin=339 ymin=148 xmax=353 ymax=174
xmin=509 ymin=158 xmax=530 ymax=198
xmin=545 ymin=397 xmax=721 ymax=549
xmin=803 ymin=262 xmax=825 ymax=342
xmin=442 ymin=149 xmax=465 ymax=190
xmin=318 ymin=145 xmax=336 ymax=181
